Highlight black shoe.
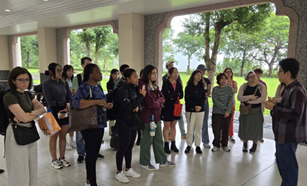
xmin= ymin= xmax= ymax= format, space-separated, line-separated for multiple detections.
xmin=98 ymin=154 xmax=104 ymax=159
xmin=171 ymin=141 xmax=179 ymax=153
xmin=185 ymin=146 xmax=191 ymax=153
xmin=164 ymin=142 xmax=171 ymax=154
xmin=136 ymin=138 xmax=141 ymax=146
xmin=259 ymin=139 xmax=264 ymax=143
xmin=0 ymin=169 xmax=4 ymax=174
xmin=77 ymin=155 xmax=84 ymax=163
xmin=242 ymin=142 xmax=248 ymax=152
xmin=196 ymin=146 xmax=202 ymax=154
xmin=250 ymin=143 xmax=257 ymax=153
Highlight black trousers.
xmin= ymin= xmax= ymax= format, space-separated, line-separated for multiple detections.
xmin=81 ymin=128 xmax=104 ymax=186
xmin=212 ymin=114 xmax=231 ymax=148
xmin=116 ymin=127 xmax=137 ymax=171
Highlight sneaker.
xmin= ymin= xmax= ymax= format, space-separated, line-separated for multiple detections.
xmin=124 ymin=168 xmax=141 ymax=178
xmin=51 ymin=160 xmax=63 ymax=169
xmin=77 ymin=155 xmax=85 ymax=163
xmin=196 ymin=146 xmax=202 ymax=154
xmin=115 ymin=172 xmax=129 ymax=183
xmin=141 ymin=164 xmax=156 ymax=170
xmin=212 ymin=146 xmax=219 ymax=152
xmin=160 ymin=161 xmax=175 ymax=167
xmin=185 ymin=146 xmax=191 ymax=153
xmin=181 ymin=135 xmax=186 ymax=139
xmin=203 ymin=143 xmax=211 ymax=148
xmin=60 ymin=157 xmax=70 ymax=167
xmin=70 ymin=140 xmax=77 ymax=148
xmin=259 ymin=139 xmax=264 ymax=143
xmin=222 ymin=146 xmax=231 ymax=152
xmin=66 ymin=142 xmax=72 ymax=150
xmin=229 ymin=136 xmax=236 ymax=143
xmin=98 ymin=154 xmax=104 ymax=159
xmin=85 ymin=182 xmax=90 ymax=186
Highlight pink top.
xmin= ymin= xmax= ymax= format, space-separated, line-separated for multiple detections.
xmin=172 ymin=81 xmax=177 ymax=90
xmin=259 ymin=80 xmax=267 ymax=88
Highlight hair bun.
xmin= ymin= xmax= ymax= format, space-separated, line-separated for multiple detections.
xmin=44 ymin=70 xmax=49 ymax=76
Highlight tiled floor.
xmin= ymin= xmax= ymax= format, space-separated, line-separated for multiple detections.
xmin=1 ymin=124 xmax=307 ymax=186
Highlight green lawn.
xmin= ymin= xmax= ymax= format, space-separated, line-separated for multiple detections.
xmin=178 ymin=74 xmax=280 ymax=116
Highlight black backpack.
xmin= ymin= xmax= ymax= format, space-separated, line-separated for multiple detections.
xmin=0 ymin=90 xmax=18 ymax=135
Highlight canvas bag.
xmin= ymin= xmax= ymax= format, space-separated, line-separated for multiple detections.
xmin=239 ymin=84 xmax=259 ymax=115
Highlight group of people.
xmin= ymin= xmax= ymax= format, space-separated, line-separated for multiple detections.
xmin=1 ymin=57 xmax=306 ymax=186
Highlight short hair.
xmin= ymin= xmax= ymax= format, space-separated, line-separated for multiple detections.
xmin=83 ymin=64 xmax=98 ymax=83
xmin=62 ymin=65 xmax=74 ymax=82
xmin=123 ymin=68 xmax=136 ymax=79
xmin=48 ymin=62 xmax=61 ymax=79
xmin=279 ymin=58 xmax=300 ymax=79
xmin=187 ymin=70 xmax=204 ymax=87
xmin=8 ymin=67 xmax=33 ymax=90
xmin=81 ymin=57 xmax=92 ymax=65
xmin=120 ymin=64 xmax=130 ymax=72
xmin=253 ymin=68 xmax=263 ymax=74
xmin=216 ymin=73 xmax=228 ymax=85
xmin=141 ymin=65 xmax=158 ymax=84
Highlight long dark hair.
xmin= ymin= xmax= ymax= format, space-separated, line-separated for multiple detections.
xmin=141 ymin=65 xmax=158 ymax=84
xmin=107 ymin=69 xmax=119 ymax=84
xmin=168 ymin=67 xmax=178 ymax=79
xmin=47 ymin=62 xmax=61 ymax=79
xmin=223 ymin=67 xmax=233 ymax=80
xmin=62 ymin=65 xmax=74 ymax=82
xmin=83 ymin=64 xmax=97 ymax=83
xmin=187 ymin=70 xmax=204 ymax=87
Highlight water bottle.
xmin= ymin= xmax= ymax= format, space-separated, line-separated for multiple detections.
xmin=150 ymin=115 xmax=157 ymax=136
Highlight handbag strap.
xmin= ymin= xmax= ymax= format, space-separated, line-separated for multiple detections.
xmin=241 ymin=84 xmax=259 ymax=104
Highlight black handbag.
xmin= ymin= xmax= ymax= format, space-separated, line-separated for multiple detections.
xmin=12 ymin=122 xmax=40 ymax=145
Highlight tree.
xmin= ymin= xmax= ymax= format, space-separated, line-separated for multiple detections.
xmin=173 ymin=32 xmax=204 ymax=74
xmin=162 ymin=27 xmax=177 ymax=69
xmin=92 ymin=27 xmax=111 ymax=64
xmin=251 ymin=14 xmax=289 ymax=77
xmin=77 ymin=29 xmax=95 ymax=57
xmin=106 ymin=33 xmax=119 ymax=69
xmin=20 ymin=35 xmax=39 ymax=68
xmin=183 ymin=4 xmax=272 ymax=84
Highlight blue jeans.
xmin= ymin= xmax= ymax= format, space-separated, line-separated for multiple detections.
xmin=202 ymin=99 xmax=210 ymax=144
xmin=76 ymin=131 xmax=86 ymax=156
xmin=276 ymin=142 xmax=298 ymax=186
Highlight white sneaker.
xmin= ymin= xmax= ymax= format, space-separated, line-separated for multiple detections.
xmin=51 ymin=160 xmax=63 ymax=169
xmin=203 ymin=143 xmax=211 ymax=148
xmin=85 ymin=182 xmax=90 ymax=186
xmin=229 ymin=136 xmax=236 ymax=143
xmin=66 ymin=142 xmax=72 ymax=150
xmin=212 ymin=146 xmax=219 ymax=152
xmin=70 ymin=140 xmax=77 ymax=148
xmin=115 ymin=172 xmax=129 ymax=183
xmin=222 ymin=146 xmax=231 ymax=152
xmin=124 ymin=168 xmax=141 ymax=178
xmin=141 ymin=164 xmax=156 ymax=170
xmin=59 ymin=158 xmax=71 ymax=167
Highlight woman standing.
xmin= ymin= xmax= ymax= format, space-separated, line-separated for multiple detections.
xmin=211 ymin=73 xmax=234 ymax=152
xmin=115 ymin=69 xmax=146 ymax=183
xmin=184 ymin=70 xmax=206 ymax=154
xmin=106 ymin=69 xmax=119 ymax=136
xmin=237 ymin=71 xmax=267 ymax=152
xmin=43 ymin=63 xmax=71 ymax=169
xmin=72 ymin=64 xmax=112 ymax=186
xmin=161 ymin=67 xmax=183 ymax=153
xmin=62 ymin=65 xmax=76 ymax=149
xmin=139 ymin=65 xmax=175 ymax=170
xmin=223 ymin=68 xmax=238 ymax=143
xmin=4 ymin=67 xmax=45 ymax=186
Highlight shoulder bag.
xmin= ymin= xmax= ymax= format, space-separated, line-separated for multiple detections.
xmin=239 ymin=84 xmax=259 ymax=115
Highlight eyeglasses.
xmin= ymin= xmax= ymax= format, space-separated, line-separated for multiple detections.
xmin=16 ymin=78 xmax=30 ymax=83
xmin=248 ymin=75 xmax=256 ymax=79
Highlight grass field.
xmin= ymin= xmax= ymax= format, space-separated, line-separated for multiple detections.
xmin=27 ymin=68 xmax=279 ymax=115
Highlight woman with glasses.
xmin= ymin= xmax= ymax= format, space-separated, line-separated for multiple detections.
xmin=223 ymin=68 xmax=237 ymax=143
xmin=237 ymin=71 xmax=267 ymax=153
xmin=43 ymin=63 xmax=71 ymax=169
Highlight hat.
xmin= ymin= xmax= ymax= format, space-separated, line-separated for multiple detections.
xmin=197 ymin=64 xmax=207 ymax=70
xmin=245 ymin=70 xmax=255 ymax=80
xmin=165 ymin=61 xmax=174 ymax=69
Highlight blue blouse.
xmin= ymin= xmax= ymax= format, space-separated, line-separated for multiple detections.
xmin=72 ymin=82 xmax=107 ymax=128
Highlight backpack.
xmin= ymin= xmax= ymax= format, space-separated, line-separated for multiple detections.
xmin=0 ymin=90 xmax=19 ymax=135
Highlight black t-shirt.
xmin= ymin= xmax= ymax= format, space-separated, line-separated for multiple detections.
xmin=243 ymin=85 xmax=261 ymax=108
xmin=203 ymin=77 xmax=211 ymax=93
xmin=107 ymin=81 xmax=115 ymax=93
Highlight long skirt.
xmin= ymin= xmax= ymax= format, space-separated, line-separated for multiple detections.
xmin=238 ymin=107 xmax=263 ymax=140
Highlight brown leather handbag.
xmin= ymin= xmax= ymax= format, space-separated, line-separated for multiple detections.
xmin=239 ymin=84 xmax=259 ymax=115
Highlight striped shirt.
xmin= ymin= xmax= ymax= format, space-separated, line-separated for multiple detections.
xmin=212 ymin=86 xmax=234 ymax=114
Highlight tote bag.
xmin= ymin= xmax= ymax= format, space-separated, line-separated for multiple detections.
xmin=173 ymin=97 xmax=183 ymax=117
xmin=37 ymin=112 xmax=61 ymax=136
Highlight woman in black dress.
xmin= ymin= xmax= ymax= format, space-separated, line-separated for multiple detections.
xmin=161 ymin=67 xmax=183 ymax=153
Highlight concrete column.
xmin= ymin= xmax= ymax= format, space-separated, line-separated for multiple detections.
xmin=16 ymin=37 xmax=22 ymax=67
xmin=0 ymin=35 xmax=10 ymax=80
xmin=38 ymin=27 xmax=57 ymax=83
xmin=118 ymin=13 xmax=144 ymax=74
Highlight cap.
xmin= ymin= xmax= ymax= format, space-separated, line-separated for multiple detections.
xmin=165 ymin=61 xmax=174 ymax=69
xmin=197 ymin=64 xmax=207 ymax=70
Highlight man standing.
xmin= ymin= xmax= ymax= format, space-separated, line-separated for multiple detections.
xmin=71 ymin=57 xmax=104 ymax=163
xmin=162 ymin=61 xmax=186 ymax=139
xmin=265 ymin=58 xmax=307 ymax=186
xmin=114 ymin=64 xmax=129 ymax=89
xmin=197 ymin=64 xmax=211 ymax=148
